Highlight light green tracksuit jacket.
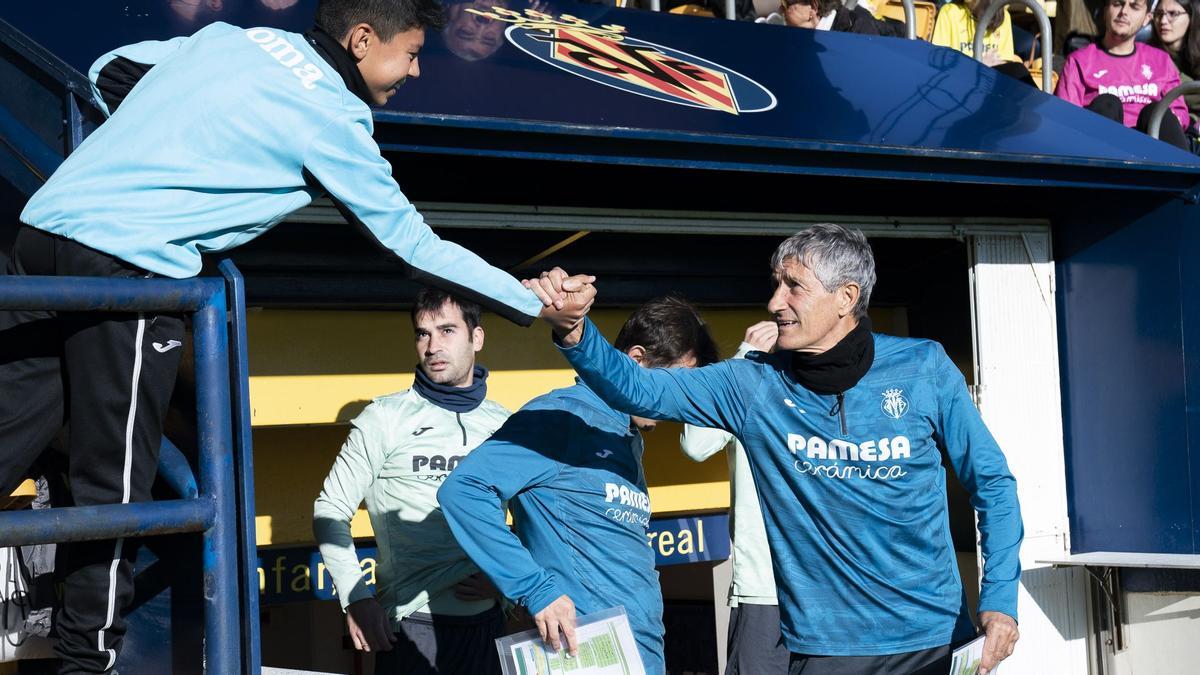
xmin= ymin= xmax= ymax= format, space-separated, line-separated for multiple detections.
xmin=313 ymin=388 xmax=511 ymax=627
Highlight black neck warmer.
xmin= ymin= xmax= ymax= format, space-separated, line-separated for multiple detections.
xmin=791 ymin=317 xmax=874 ymax=434
xmin=304 ymin=25 xmax=375 ymax=106
xmin=790 ymin=317 xmax=875 ymax=396
xmin=412 ymin=365 xmax=489 ymax=413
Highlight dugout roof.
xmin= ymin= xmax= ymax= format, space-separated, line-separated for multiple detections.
xmin=4 ymin=0 xmax=1200 ymax=195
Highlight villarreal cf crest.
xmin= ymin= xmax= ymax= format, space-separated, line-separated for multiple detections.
xmin=466 ymin=7 xmax=777 ymax=115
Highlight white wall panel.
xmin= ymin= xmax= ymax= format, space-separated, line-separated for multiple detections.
xmin=972 ymin=233 xmax=1089 ymax=675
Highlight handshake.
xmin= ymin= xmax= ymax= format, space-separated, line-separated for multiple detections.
xmin=523 ymin=267 xmax=597 ymax=345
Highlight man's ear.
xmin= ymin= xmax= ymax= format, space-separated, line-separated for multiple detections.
xmin=837 ymin=283 xmax=861 ymax=319
xmin=344 ymin=23 xmax=375 ymax=61
xmin=626 ymin=345 xmax=646 ymax=364
xmin=472 ymin=326 xmax=485 ymax=353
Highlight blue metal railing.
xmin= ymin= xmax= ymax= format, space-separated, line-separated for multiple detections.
xmin=0 ymin=273 xmax=257 ymax=674
xmin=220 ymin=260 xmax=262 ymax=675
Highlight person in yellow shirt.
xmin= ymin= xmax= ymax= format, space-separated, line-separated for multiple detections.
xmin=932 ymin=0 xmax=1017 ymax=63
xmin=932 ymin=0 xmax=1036 ymax=84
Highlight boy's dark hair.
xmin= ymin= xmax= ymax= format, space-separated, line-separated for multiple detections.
xmin=411 ymin=287 xmax=482 ymax=331
xmin=316 ymin=0 xmax=446 ymax=40
xmin=614 ymin=296 xmax=720 ymax=369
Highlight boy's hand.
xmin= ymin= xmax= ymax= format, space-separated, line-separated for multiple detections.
xmin=534 ymin=594 xmax=579 ymax=657
xmin=743 ymin=321 xmax=779 ymax=353
xmin=346 ymin=597 xmax=396 ymax=653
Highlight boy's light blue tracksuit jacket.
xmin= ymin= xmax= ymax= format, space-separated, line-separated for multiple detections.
xmin=439 ymin=382 xmax=666 ymax=674
xmin=19 ymin=21 xmax=541 ymax=324
xmin=557 ymin=319 xmax=1023 ymax=657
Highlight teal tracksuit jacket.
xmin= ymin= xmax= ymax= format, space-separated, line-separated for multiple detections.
xmin=557 ymin=319 xmax=1023 ymax=657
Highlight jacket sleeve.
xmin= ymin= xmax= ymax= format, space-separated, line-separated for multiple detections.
xmin=556 ymin=319 xmax=752 ymax=434
xmin=313 ymin=402 xmax=390 ymax=610
xmin=680 ymin=341 xmax=754 ymax=461
xmin=86 ymin=22 xmax=237 ymax=116
xmin=87 ymin=36 xmax=190 ymax=116
xmin=302 ymin=114 xmax=543 ymax=325
xmin=933 ymin=346 xmax=1023 ymax=620
xmin=438 ymin=410 xmax=568 ymax=615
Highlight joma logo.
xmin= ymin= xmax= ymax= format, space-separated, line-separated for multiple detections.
xmin=245 ymin=28 xmax=324 ymax=90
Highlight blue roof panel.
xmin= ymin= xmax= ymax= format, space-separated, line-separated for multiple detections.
xmin=4 ymin=0 xmax=1199 ymax=172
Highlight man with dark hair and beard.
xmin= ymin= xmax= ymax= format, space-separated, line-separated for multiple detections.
xmin=315 ymin=288 xmax=510 ymax=675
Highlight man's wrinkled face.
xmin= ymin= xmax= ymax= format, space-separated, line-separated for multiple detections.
xmin=414 ymin=301 xmax=483 ymax=387
xmin=767 ymin=258 xmax=846 ymax=352
xmin=354 ymin=26 xmax=425 ymax=105
xmin=629 ymin=352 xmax=699 ymax=432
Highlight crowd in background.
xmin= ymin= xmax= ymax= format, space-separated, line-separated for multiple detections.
xmin=620 ymin=0 xmax=1200 ymax=149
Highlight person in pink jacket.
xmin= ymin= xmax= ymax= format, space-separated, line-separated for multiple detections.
xmin=1055 ymin=0 xmax=1191 ymax=148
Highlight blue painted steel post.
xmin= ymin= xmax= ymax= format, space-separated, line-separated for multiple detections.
xmin=220 ymin=259 xmax=262 ymax=675
xmin=192 ymin=281 xmax=241 ymax=674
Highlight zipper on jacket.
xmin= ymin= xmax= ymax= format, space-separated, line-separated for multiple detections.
xmin=829 ymin=393 xmax=847 ymax=435
xmin=455 ymin=412 xmax=467 ymax=446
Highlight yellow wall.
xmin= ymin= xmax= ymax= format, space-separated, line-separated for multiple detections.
xmin=250 ymin=307 xmax=908 ymax=546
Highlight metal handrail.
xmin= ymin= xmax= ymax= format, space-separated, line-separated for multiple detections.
xmin=0 ymin=275 xmax=241 ymax=674
xmin=1146 ymin=81 xmax=1200 ymax=139
xmin=972 ymin=0 xmax=1052 ymax=92
xmin=901 ymin=0 xmax=917 ymax=40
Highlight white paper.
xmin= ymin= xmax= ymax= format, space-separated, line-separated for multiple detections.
xmin=949 ymin=634 xmax=993 ymax=675
xmin=495 ymin=606 xmax=646 ymax=675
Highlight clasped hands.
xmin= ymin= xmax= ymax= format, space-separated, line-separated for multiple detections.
xmin=525 ymin=267 xmax=597 ymax=344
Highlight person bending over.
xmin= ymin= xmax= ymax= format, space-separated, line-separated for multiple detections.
xmin=438 ymin=296 xmax=719 ymax=675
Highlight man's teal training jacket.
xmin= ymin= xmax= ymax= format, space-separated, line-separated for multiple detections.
xmin=19 ymin=22 xmax=542 ymax=324
xmin=439 ymin=382 xmax=666 ymax=674
xmin=557 ymin=319 xmax=1023 ymax=657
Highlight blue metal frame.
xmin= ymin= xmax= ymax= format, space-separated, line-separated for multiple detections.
xmin=220 ymin=260 xmax=262 ymax=675
xmin=0 ymin=275 xmax=243 ymax=674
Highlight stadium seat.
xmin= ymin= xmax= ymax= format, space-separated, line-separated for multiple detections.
xmin=878 ymin=0 xmax=937 ymax=40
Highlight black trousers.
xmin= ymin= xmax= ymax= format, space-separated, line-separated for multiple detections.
xmin=1086 ymin=92 xmax=1189 ymax=150
xmin=726 ymin=603 xmax=790 ymax=675
xmin=0 ymin=225 xmax=184 ymax=674
xmin=374 ymin=605 xmax=505 ymax=675
xmin=789 ymin=644 xmax=952 ymax=675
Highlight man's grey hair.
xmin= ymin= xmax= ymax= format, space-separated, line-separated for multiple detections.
xmin=770 ymin=224 xmax=876 ymax=318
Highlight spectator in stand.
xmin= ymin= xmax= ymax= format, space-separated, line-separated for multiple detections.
xmin=1151 ymin=0 xmax=1200 ymax=122
xmin=778 ymin=0 xmax=906 ymax=35
xmin=1056 ymin=0 xmax=1191 ymax=148
xmin=932 ymin=0 xmax=1036 ymax=84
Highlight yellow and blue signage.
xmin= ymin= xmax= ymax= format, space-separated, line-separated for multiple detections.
xmin=258 ymin=514 xmax=728 ymax=606
xmin=476 ymin=8 xmax=776 ymax=115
